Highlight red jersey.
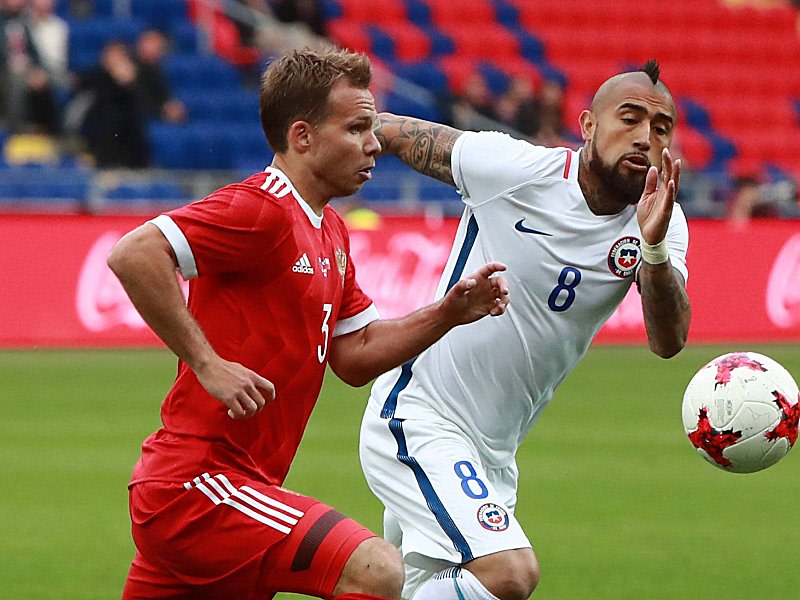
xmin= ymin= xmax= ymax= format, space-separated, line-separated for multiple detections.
xmin=131 ymin=167 xmax=378 ymax=487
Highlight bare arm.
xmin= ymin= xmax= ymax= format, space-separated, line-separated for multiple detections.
xmin=328 ymin=262 xmax=509 ymax=387
xmin=638 ymin=263 xmax=691 ymax=358
xmin=637 ymin=149 xmax=691 ymax=358
xmin=107 ymin=223 xmax=275 ymax=418
xmin=375 ymin=112 xmax=464 ymax=185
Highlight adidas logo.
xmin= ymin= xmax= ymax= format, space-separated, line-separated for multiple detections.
xmin=292 ymin=253 xmax=315 ymax=274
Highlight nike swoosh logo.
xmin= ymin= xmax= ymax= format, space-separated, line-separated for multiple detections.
xmin=514 ymin=219 xmax=553 ymax=236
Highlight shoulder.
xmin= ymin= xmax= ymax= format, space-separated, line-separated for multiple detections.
xmin=175 ymin=173 xmax=293 ymax=231
xmin=456 ymin=132 xmax=574 ymax=177
xmin=453 ymin=132 xmax=576 ymax=203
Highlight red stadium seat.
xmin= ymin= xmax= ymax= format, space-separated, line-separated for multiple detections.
xmin=437 ymin=23 xmax=521 ymax=60
xmin=326 ymin=19 xmax=372 ymax=54
xmin=423 ymin=0 xmax=495 ymax=26
xmin=437 ymin=55 xmax=478 ymax=95
xmin=337 ymin=0 xmax=407 ymax=23
xmin=382 ymin=22 xmax=432 ymax=62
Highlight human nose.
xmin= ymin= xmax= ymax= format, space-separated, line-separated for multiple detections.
xmin=364 ymin=129 xmax=381 ymax=156
xmin=633 ymin=124 xmax=652 ymax=151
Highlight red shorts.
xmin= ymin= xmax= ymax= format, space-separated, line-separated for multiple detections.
xmin=122 ymin=471 xmax=375 ymax=599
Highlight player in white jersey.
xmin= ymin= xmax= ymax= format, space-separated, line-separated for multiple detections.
xmin=359 ymin=61 xmax=691 ymax=600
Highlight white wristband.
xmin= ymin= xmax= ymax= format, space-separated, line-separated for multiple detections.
xmin=641 ymin=238 xmax=670 ymax=265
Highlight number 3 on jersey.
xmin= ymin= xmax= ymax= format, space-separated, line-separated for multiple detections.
xmin=548 ymin=266 xmax=582 ymax=312
xmin=318 ymin=303 xmax=332 ymax=363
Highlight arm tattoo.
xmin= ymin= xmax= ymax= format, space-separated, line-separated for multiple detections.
xmin=375 ymin=115 xmax=462 ymax=185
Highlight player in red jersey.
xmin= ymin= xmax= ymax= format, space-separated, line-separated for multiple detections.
xmin=107 ymin=47 xmax=510 ymax=600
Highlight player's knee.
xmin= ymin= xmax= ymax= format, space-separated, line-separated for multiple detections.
xmin=467 ymin=548 xmax=540 ymax=600
xmin=335 ymin=537 xmax=404 ymax=598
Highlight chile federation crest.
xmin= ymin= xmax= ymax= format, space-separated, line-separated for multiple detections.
xmin=607 ymin=236 xmax=641 ymax=278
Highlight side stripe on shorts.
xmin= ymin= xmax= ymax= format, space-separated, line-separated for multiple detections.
xmin=378 ymin=214 xmax=479 ymax=563
xmin=388 ymin=419 xmax=474 ymax=563
xmin=183 ymin=472 xmax=304 ymax=535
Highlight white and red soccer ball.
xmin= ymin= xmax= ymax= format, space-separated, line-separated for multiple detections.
xmin=682 ymin=352 xmax=800 ymax=473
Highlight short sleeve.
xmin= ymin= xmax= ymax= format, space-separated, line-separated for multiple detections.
xmin=451 ymin=131 xmax=556 ymax=207
xmin=665 ymin=203 xmax=689 ymax=283
xmin=331 ymin=218 xmax=380 ymax=336
xmin=158 ymin=185 xmax=291 ymax=278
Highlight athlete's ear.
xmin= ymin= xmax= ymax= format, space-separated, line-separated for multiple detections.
xmin=287 ymin=121 xmax=314 ymax=154
xmin=578 ymin=110 xmax=595 ymax=142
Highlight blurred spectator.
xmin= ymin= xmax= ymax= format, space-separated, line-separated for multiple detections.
xmin=78 ymin=40 xmax=149 ymax=168
xmin=28 ymin=0 xmax=69 ymax=92
xmin=189 ymin=0 xmax=262 ymax=70
xmin=531 ymin=77 xmax=566 ymax=146
xmin=448 ymin=72 xmax=496 ymax=131
xmin=134 ymin=29 xmax=186 ymax=123
xmin=493 ymin=75 xmax=539 ymax=136
xmin=270 ymin=0 xmax=326 ymax=36
xmin=726 ymin=170 xmax=785 ymax=226
xmin=0 ymin=0 xmax=61 ymax=134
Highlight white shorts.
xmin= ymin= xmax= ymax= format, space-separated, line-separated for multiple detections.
xmin=359 ymin=402 xmax=532 ymax=593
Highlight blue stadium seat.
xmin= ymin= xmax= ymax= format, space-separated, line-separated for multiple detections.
xmin=147 ymin=122 xmax=193 ymax=169
xmin=320 ymin=0 xmax=343 ymax=20
xmin=387 ymin=60 xmax=448 ymax=95
xmin=170 ymin=22 xmax=199 ymax=53
xmin=131 ymin=0 xmax=189 ymax=31
xmin=187 ymin=124 xmax=235 ymax=170
xmin=180 ymin=89 xmax=259 ymax=124
xmin=494 ymin=1 xmax=521 ymax=28
xmin=418 ymin=177 xmax=461 ymax=202
xmin=367 ymin=26 xmax=396 ymax=61
xmin=106 ymin=181 xmax=186 ymax=202
xmin=0 ymin=166 xmax=90 ymax=200
xmin=164 ymin=53 xmax=242 ymax=91
xmin=478 ymin=62 xmax=510 ymax=96
xmin=405 ymin=0 xmax=432 ymax=26
xmin=68 ymin=17 xmax=147 ymax=53
xmin=384 ymin=92 xmax=441 ymax=122
xmin=228 ymin=126 xmax=272 ymax=167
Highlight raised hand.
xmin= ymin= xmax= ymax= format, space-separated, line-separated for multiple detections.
xmin=441 ymin=262 xmax=510 ymax=325
xmin=637 ymin=148 xmax=681 ymax=245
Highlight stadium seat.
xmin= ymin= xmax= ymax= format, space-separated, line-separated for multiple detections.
xmin=380 ymin=23 xmax=432 ymax=62
xmin=132 ymin=0 xmax=189 ymax=31
xmin=384 ymin=91 xmax=441 ymax=122
xmin=163 ymin=53 xmax=242 ymax=91
xmin=327 ymin=19 xmax=373 ymax=54
xmin=67 ymin=17 xmax=147 ymax=66
xmin=337 ymin=0 xmax=407 ymax=23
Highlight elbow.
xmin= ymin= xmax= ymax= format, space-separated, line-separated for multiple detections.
xmin=334 ymin=368 xmax=373 ymax=388
xmin=106 ymin=237 xmax=130 ymax=279
xmin=650 ymin=333 xmax=688 ymax=359
xmin=329 ymin=357 xmax=375 ymax=388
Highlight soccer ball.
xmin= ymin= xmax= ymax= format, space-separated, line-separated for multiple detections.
xmin=682 ymin=352 xmax=799 ymax=473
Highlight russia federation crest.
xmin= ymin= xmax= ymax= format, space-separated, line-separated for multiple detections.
xmin=607 ymin=236 xmax=641 ymax=278
xmin=477 ymin=503 xmax=509 ymax=532
xmin=335 ymin=248 xmax=347 ymax=277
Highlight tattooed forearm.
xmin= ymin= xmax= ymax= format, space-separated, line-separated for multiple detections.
xmin=639 ymin=262 xmax=691 ymax=358
xmin=375 ymin=114 xmax=463 ymax=185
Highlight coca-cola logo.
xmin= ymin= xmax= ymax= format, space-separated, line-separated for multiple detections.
xmin=766 ymin=233 xmax=800 ymax=329
xmin=349 ymin=230 xmax=452 ymax=319
xmin=76 ymin=231 xmax=187 ymax=332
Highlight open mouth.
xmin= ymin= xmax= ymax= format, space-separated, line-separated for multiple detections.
xmin=621 ymin=154 xmax=650 ymax=170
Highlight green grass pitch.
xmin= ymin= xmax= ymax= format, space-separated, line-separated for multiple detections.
xmin=1 ymin=345 xmax=798 ymax=599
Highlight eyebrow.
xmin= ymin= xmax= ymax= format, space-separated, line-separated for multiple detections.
xmin=618 ymin=102 xmax=674 ymax=126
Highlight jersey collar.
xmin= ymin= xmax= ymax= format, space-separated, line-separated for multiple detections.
xmin=263 ymin=166 xmax=323 ymax=229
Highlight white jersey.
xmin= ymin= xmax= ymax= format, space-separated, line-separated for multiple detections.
xmin=368 ymin=131 xmax=689 ymax=468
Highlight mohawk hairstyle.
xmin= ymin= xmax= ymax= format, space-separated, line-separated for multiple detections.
xmin=640 ymin=59 xmax=660 ymax=85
